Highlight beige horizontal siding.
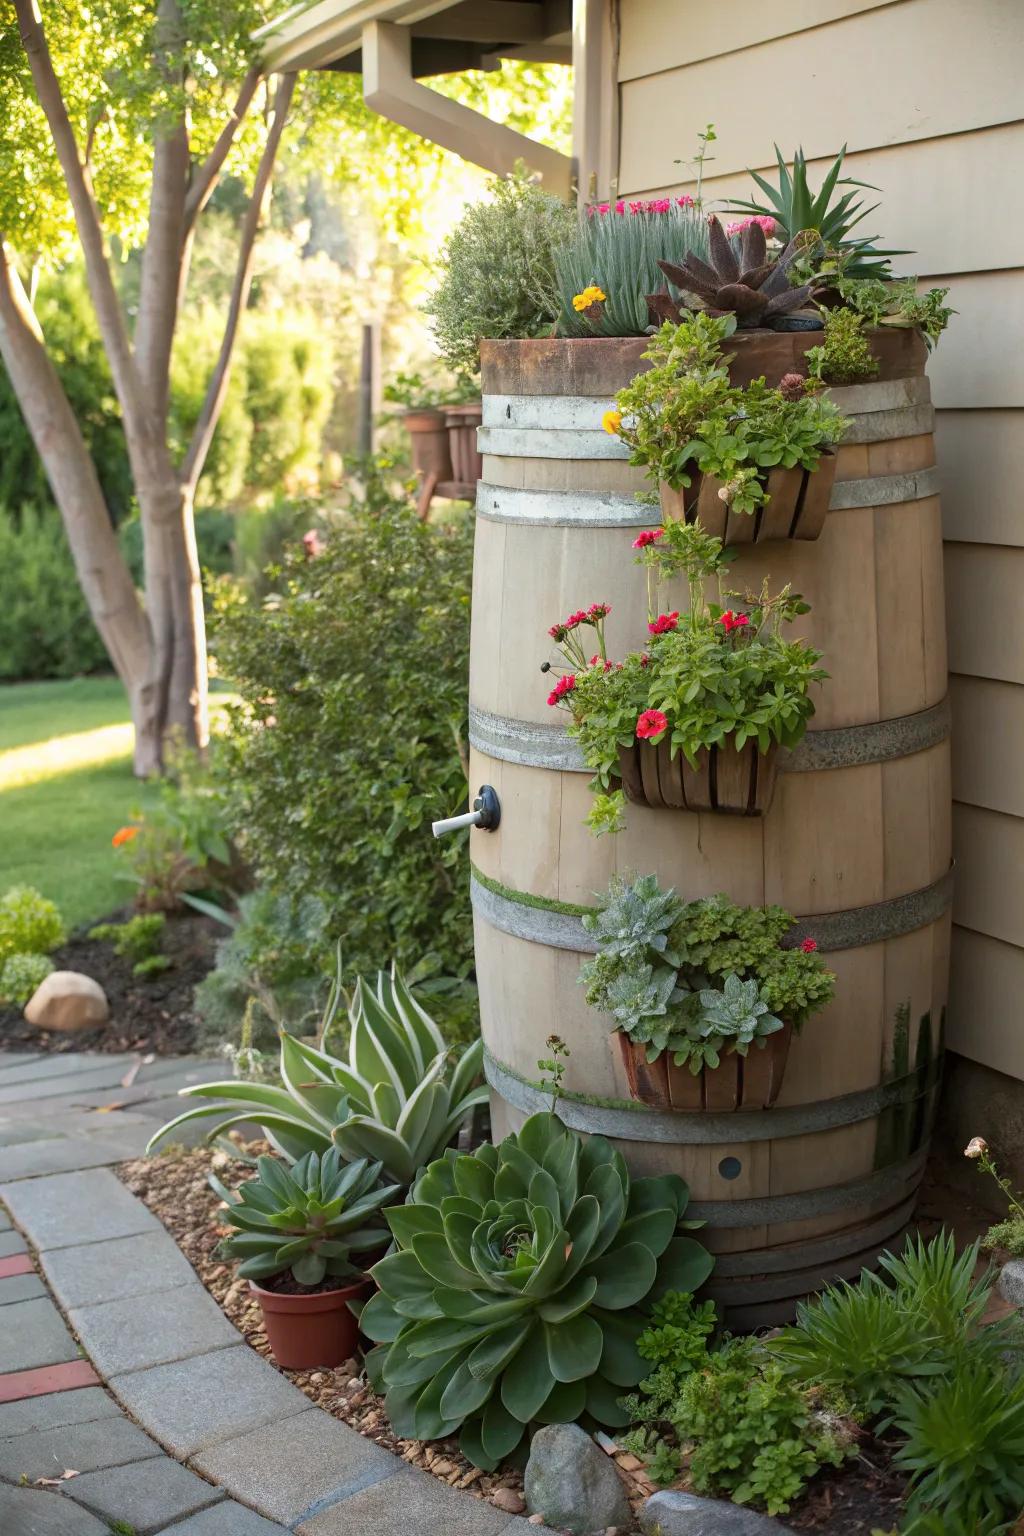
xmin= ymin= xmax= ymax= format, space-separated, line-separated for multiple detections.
xmin=952 ymin=804 xmax=1024 ymax=949
xmin=925 ymin=273 xmax=1024 ymax=410
xmin=951 ymin=677 xmax=1024 ymax=819
xmin=937 ymin=411 xmax=1024 ymax=547
xmin=618 ymin=0 xmax=1024 ymax=194
xmin=946 ymin=925 xmax=1024 ymax=1076
xmin=945 ymin=544 xmax=1024 ymax=685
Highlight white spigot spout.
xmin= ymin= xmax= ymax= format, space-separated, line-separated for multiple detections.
xmin=431 ymin=784 xmax=501 ymax=839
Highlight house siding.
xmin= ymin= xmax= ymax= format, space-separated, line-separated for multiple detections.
xmin=609 ymin=0 xmax=1024 ymax=1080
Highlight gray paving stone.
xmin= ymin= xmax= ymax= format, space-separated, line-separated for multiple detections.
xmin=0 ymin=1270 xmax=47 ymax=1304
xmin=0 ymin=1482 xmax=110 ymax=1536
xmin=0 ymin=1294 xmax=78 ymax=1372
xmin=0 ymin=1134 xmax=144 ymax=1182
xmin=293 ymin=1467 xmax=516 ymax=1536
xmin=66 ymin=1454 xmax=223 ymax=1534
xmin=192 ymin=1408 xmax=399 ymax=1525
xmin=0 ymin=1052 xmax=134 ymax=1086
xmin=0 ymin=1385 xmax=119 ymax=1440
xmin=70 ymin=1281 xmax=240 ymax=1376
xmin=0 ymin=1061 xmax=144 ymax=1105
xmin=0 ymin=1051 xmax=44 ymax=1069
xmin=0 ymin=1119 xmax=56 ymax=1144
xmin=163 ymin=1502 xmax=289 ymax=1535
xmin=0 ymin=1227 xmax=28 ymax=1256
xmin=0 ymin=1167 xmax=161 ymax=1250
xmin=109 ymin=1345 xmax=311 ymax=1457
xmin=42 ymin=1229 xmax=198 ymax=1309
xmin=0 ymin=1206 xmax=10 ymax=1227
xmin=0 ymin=1414 xmax=160 ymax=1481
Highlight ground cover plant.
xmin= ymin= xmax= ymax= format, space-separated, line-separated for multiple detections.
xmin=0 ymin=883 xmax=64 ymax=1004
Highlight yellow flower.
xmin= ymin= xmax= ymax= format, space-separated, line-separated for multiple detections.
xmin=602 ymin=409 xmax=622 ymax=436
xmin=572 ymin=285 xmax=607 ymax=313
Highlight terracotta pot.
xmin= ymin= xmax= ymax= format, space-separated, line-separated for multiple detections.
xmin=617 ymin=1023 xmax=793 ymax=1112
xmin=250 ymin=1276 xmax=369 ymax=1369
xmin=404 ymin=408 xmax=453 ymax=480
xmin=444 ymin=403 xmax=483 ymax=485
xmin=659 ymin=450 xmax=837 ymax=545
xmin=618 ymin=738 xmax=778 ymax=816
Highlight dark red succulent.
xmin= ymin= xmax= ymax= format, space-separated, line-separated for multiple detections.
xmin=648 ymin=215 xmax=820 ymax=330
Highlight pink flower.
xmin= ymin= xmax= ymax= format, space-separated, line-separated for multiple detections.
xmin=801 ymin=938 xmax=818 ymax=954
xmin=614 ymin=200 xmax=625 ymax=214
xmin=589 ymin=654 xmax=613 ymax=673
xmin=677 ymin=195 xmax=694 ymax=208
xmin=725 ymin=215 xmax=777 ymax=238
xmin=302 ymin=529 xmax=324 ymax=558
xmin=639 ymin=653 xmax=649 ymax=668
xmin=636 ymin=709 xmax=669 ymax=740
xmin=586 ymin=602 xmax=611 ymax=622
xmin=547 ymin=674 xmax=576 ymax=706
xmin=632 ymin=528 xmax=666 ymax=549
xmin=648 ymin=612 xmax=679 ymax=636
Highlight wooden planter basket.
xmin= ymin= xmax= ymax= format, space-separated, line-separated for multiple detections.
xmin=445 ymin=403 xmax=483 ymax=486
xmin=659 ymin=450 xmax=837 ymax=546
xmin=617 ymin=1022 xmax=793 ymax=1113
xmin=618 ymin=738 xmax=779 ymax=816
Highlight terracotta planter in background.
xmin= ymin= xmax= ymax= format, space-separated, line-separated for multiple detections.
xmin=659 ymin=449 xmax=837 ymax=545
xmin=618 ymin=738 xmax=779 ymax=816
xmin=617 ymin=1023 xmax=793 ymax=1112
xmin=404 ymin=408 xmax=454 ymax=480
xmin=445 ymin=403 xmax=483 ymax=486
xmin=250 ymin=1276 xmax=368 ymax=1370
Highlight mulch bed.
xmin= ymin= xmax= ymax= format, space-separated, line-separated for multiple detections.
xmin=0 ymin=907 xmax=218 ymax=1056
xmin=117 ymin=1143 xmax=930 ymax=1534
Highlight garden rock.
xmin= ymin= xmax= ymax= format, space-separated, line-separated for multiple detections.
xmin=998 ymin=1258 xmax=1024 ymax=1308
xmin=25 ymin=972 xmax=109 ymax=1032
xmin=640 ymin=1491 xmax=791 ymax=1535
xmin=524 ymin=1424 xmax=629 ymax=1535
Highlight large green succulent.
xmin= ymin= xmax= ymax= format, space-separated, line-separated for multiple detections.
xmin=360 ymin=1111 xmax=714 ymax=1468
xmin=214 ymin=1148 xmax=401 ymax=1286
xmin=148 ymin=964 xmax=488 ymax=1186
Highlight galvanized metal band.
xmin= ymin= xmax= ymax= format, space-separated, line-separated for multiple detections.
xmin=829 ymin=464 xmax=940 ymax=509
xmin=686 ymin=1147 xmax=928 ymax=1228
xmin=469 ymin=697 xmax=951 ymax=776
xmin=476 ymin=425 xmax=630 ymax=461
xmin=476 ymin=482 xmax=649 ymax=528
xmin=483 ymin=1047 xmax=935 ymax=1146
xmin=710 ymin=1196 xmax=919 ymax=1280
xmin=470 ymin=865 xmax=953 ymax=956
xmin=838 ymin=404 xmax=934 ymax=443
xmin=826 ymin=376 xmax=931 ymax=412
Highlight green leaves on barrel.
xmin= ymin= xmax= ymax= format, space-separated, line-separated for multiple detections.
xmin=214 ymin=1148 xmax=401 ymax=1287
xmin=360 ymin=1111 xmax=714 ymax=1468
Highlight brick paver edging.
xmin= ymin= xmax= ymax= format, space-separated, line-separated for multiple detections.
xmin=0 ymin=1166 xmax=534 ymax=1536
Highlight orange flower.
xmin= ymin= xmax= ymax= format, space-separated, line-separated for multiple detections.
xmin=112 ymin=825 xmax=139 ymax=848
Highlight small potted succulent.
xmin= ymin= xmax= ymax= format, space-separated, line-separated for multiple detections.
xmin=580 ymin=876 xmax=835 ymax=1111
xmin=213 ymin=1148 xmax=401 ymax=1369
xmin=546 ymin=520 xmax=827 ymax=833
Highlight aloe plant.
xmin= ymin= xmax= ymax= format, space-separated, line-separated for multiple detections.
xmin=214 ymin=1148 xmax=401 ymax=1286
xmin=360 ymin=1111 xmax=714 ymax=1468
xmin=147 ymin=964 xmax=488 ymax=1186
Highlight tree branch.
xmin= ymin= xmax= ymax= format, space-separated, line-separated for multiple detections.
xmin=181 ymin=71 xmax=296 ymax=498
xmin=184 ymin=64 xmax=262 ymax=234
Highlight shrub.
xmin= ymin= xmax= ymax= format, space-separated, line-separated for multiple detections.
xmin=0 ymin=952 xmax=54 ymax=1005
xmin=0 ymin=886 xmax=65 ymax=967
xmin=426 ymin=171 xmax=575 ymax=376
xmin=0 ymin=506 xmax=110 ymax=681
xmin=804 ymin=307 xmax=880 ymax=386
xmin=88 ymin=913 xmax=169 ymax=977
xmin=211 ymin=468 xmax=475 ymax=986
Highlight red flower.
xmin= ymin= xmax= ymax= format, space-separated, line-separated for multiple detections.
xmin=639 ymin=653 xmax=649 ymax=668
xmin=801 ymin=937 xmax=818 ymax=954
xmin=547 ymin=674 xmax=576 ymax=706
xmin=589 ymin=654 xmax=613 ymax=673
xmin=586 ymin=602 xmax=611 ymax=622
xmin=648 ymin=612 xmax=679 ymax=635
xmin=632 ymin=528 xmax=665 ymax=549
xmin=719 ymin=610 xmax=751 ymax=634
xmin=636 ymin=709 xmax=669 ymax=740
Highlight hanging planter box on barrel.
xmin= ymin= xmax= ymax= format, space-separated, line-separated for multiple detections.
xmin=659 ymin=450 xmax=838 ymax=547
xmin=617 ymin=1025 xmax=793 ymax=1112
xmin=617 ymin=738 xmax=779 ymax=817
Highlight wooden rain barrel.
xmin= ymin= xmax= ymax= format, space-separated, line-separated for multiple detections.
xmin=468 ymin=329 xmax=951 ymax=1326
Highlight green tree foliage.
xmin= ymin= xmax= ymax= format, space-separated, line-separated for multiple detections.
xmin=0 ymin=505 xmax=110 ymax=680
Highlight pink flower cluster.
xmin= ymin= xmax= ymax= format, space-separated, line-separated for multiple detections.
xmin=801 ymin=938 xmax=818 ymax=954
xmin=547 ymin=674 xmax=576 ymax=706
xmin=588 ymin=196 xmax=695 ymax=217
xmin=725 ymin=215 xmax=777 ymax=238
xmin=718 ymin=610 xmax=750 ymax=634
xmin=548 ymin=602 xmax=611 ymax=643
xmin=632 ymin=528 xmax=665 ymax=550
xmin=648 ymin=612 xmax=679 ymax=636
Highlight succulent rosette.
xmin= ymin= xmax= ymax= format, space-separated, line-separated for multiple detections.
xmin=361 ymin=1111 xmax=713 ymax=1467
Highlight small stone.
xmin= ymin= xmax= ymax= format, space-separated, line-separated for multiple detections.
xmin=998 ymin=1259 xmax=1024 ymax=1308
xmin=615 ymin=1452 xmax=643 ymax=1472
xmin=25 ymin=972 xmax=109 ymax=1032
xmin=528 ymin=1517 xmax=545 ymax=1527
xmin=640 ymin=1489 xmax=791 ymax=1534
xmin=525 ymin=1424 xmax=629 ymax=1536
xmin=492 ymin=1487 xmax=526 ymax=1514
xmin=431 ymin=1459 xmax=454 ymax=1477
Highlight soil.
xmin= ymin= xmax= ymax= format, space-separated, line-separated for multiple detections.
xmin=255 ymin=1270 xmax=367 ymax=1298
xmin=0 ymin=907 xmax=218 ymax=1056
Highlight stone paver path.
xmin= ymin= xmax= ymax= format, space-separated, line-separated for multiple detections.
xmin=0 ymin=1051 xmax=534 ymax=1535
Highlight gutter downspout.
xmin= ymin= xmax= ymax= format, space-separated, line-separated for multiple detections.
xmin=362 ymin=20 xmax=573 ymax=197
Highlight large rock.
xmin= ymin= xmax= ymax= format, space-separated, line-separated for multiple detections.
xmin=524 ymin=1423 xmax=629 ymax=1535
xmin=999 ymin=1259 xmax=1024 ymax=1308
xmin=641 ymin=1491 xmax=791 ymax=1535
xmin=25 ymin=972 xmax=109 ymax=1032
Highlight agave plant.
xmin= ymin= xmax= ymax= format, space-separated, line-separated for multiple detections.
xmin=652 ymin=215 xmax=818 ymax=329
xmin=360 ymin=1111 xmax=714 ymax=1468
xmin=214 ymin=1148 xmax=401 ymax=1286
xmin=147 ymin=964 xmax=488 ymax=1186
xmin=726 ymin=145 xmax=907 ymax=279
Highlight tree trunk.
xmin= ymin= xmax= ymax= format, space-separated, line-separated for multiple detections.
xmin=137 ymin=473 xmax=209 ymax=753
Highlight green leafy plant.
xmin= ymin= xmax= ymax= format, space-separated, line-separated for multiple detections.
xmin=0 ymin=505 xmax=111 ymax=683
xmin=964 ymin=1135 xmax=1024 ymax=1257
xmin=727 ymin=144 xmax=907 ymax=278
xmin=581 ymin=876 xmax=834 ymax=1073
xmin=213 ymin=1147 xmax=401 ymax=1287
xmin=805 ymin=307 xmax=880 ymax=386
xmin=652 ymin=215 xmax=818 ymax=329
xmin=149 ymin=961 xmax=487 ymax=1186
xmin=610 ymin=312 xmax=846 ymax=508
xmin=0 ymin=884 xmax=65 ymax=966
xmin=0 ymin=951 xmax=55 ymax=1005
xmin=834 ymin=276 xmax=955 ymax=349
xmin=426 ymin=171 xmax=576 ymax=376
xmin=553 ymin=197 xmax=710 ymax=337
xmin=382 ymin=371 xmax=479 ymax=411
xmin=89 ymin=913 xmax=168 ymax=976
xmin=359 ymin=1110 xmax=714 ymax=1468
xmin=113 ymin=741 xmax=239 ymax=913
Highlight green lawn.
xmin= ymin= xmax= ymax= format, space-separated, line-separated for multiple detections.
xmin=0 ymin=676 xmax=157 ymax=928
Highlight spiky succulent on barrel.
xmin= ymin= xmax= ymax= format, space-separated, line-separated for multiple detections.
xmin=651 ymin=214 xmax=818 ymax=330
xmin=360 ymin=1111 xmax=714 ymax=1468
